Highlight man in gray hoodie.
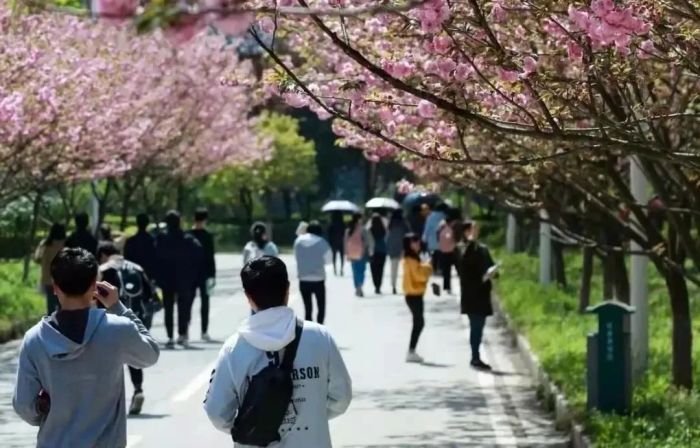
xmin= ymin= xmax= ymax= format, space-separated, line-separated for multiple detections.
xmin=293 ymin=220 xmax=331 ymax=323
xmin=204 ymin=256 xmax=352 ymax=447
xmin=13 ymin=248 xmax=160 ymax=448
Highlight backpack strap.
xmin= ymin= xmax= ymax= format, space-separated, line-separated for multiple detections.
xmin=280 ymin=318 xmax=304 ymax=371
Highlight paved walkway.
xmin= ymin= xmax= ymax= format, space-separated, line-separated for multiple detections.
xmin=0 ymin=254 xmax=566 ymax=447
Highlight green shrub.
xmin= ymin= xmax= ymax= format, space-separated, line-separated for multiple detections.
xmin=0 ymin=261 xmax=44 ymax=339
xmin=494 ymin=249 xmax=700 ymax=447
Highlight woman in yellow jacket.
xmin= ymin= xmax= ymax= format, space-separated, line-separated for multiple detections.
xmin=402 ymin=233 xmax=432 ymax=363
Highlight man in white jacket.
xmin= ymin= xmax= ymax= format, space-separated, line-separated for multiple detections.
xmin=204 ymin=256 xmax=352 ymax=447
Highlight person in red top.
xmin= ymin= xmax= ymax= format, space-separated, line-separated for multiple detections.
xmin=436 ymin=211 xmax=459 ymax=294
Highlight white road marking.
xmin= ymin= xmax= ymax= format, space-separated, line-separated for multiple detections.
xmin=126 ymin=435 xmax=143 ymax=448
xmin=172 ymin=362 xmax=216 ymax=403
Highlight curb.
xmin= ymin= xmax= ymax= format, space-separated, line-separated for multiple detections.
xmin=492 ymin=297 xmax=593 ymax=448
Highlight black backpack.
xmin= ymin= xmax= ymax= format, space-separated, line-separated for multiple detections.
xmin=231 ymin=319 xmax=304 ymax=446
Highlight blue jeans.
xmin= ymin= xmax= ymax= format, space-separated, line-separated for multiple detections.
xmin=350 ymin=259 xmax=367 ymax=288
xmin=468 ymin=314 xmax=487 ymax=361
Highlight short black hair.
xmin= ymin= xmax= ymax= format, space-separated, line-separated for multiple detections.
xmin=97 ymin=241 xmax=120 ymax=259
xmin=50 ymin=248 xmax=98 ymax=296
xmin=165 ymin=210 xmax=181 ymax=229
xmin=136 ymin=213 xmax=150 ymax=231
xmin=194 ymin=208 xmax=209 ymax=222
xmin=74 ymin=212 xmax=89 ymax=230
xmin=307 ymin=220 xmax=323 ymax=237
xmin=240 ymin=256 xmax=290 ymax=310
xmin=463 ymin=220 xmax=474 ymax=232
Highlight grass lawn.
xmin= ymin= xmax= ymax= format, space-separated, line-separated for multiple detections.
xmin=0 ymin=261 xmax=44 ymax=342
xmin=494 ymin=249 xmax=700 ymax=447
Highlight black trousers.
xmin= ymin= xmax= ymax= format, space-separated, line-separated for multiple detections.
xmin=405 ymin=295 xmax=425 ymax=351
xmin=196 ymin=279 xmax=210 ymax=334
xmin=439 ymin=251 xmax=457 ymax=292
xmin=431 ymin=251 xmax=441 ymax=275
xmin=331 ymin=245 xmax=345 ymax=275
xmin=163 ymin=288 xmax=195 ymax=339
xmin=370 ymin=252 xmax=387 ymax=292
xmin=300 ymin=281 xmax=326 ymax=324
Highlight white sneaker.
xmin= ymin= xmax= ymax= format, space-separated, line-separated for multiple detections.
xmin=201 ymin=333 xmax=211 ymax=342
xmin=406 ymin=351 xmax=424 ymax=363
xmin=176 ymin=335 xmax=189 ymax=348
xmin=165 ymin=339 xmax=175 ymax=349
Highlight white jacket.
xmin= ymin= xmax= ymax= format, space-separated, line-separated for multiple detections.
xmin=204 ymin=307 xmax=352 ymax=447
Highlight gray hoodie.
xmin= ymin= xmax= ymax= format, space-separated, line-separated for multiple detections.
xmin=294 ymin=234 xmax=332 ymax=282
xmin=204 ymin=306 xmax=352 ymax=447
xmin=12 ymin=302 xmax=160 ymax=448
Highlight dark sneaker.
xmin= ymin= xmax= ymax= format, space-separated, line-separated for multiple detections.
xmin=431 ymin=283 xmax=441 ymax=296
xmin=392 ymin=287 xmax=397 ymax=295
xmin=129 ymin=391 xmax=144 ymax=415
xmin=471 ymin=359 xmax=492 ymax=371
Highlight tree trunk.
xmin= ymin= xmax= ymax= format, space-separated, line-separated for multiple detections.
xmin=579 ymin=246 xmax=594 ymax=313
xmin=664 ymin=267 xmax=693 ymax=390
xmin=602 ymin=255 xmax=614 ymax=300
xmin=282 ymin=189 xmax=292 ymax=220
xmin=612 ymin=252 xmax=630 ymax=303
xmin=22 ymin=191 xmax=43 ymax=282
xmin=239 ymin=187 xmax=253 ymax=225
xmin=552 ymin=241 xmax=567 ymax=288
xmin=119 ymin=184 xmax=135 ymax=231
xmin=176 ymin=181 xmax=185 ymax=212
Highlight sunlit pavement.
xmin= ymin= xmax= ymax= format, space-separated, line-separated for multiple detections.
xmin=0 ymin=254 xmax=567 ymax=447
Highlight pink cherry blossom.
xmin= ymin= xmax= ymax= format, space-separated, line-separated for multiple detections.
xmin=637 ymin=39 xmax=656 ymax=59
xmin=489 ymin=3 xmax=507 ymax=24
xmin=498 ymin=68 xmax=519 ymax=83
xmin=522 ymin=56 xmax=538 ymax=76
xmin=91 ymin=0 xmax=138 ymax=19
xmin=454 ymin=63 xmax=473 ymax=81
xmin=417 ymin=100 xmax=436 ymax=118
xmin=259 ymin=16 xmax=275 ymax=34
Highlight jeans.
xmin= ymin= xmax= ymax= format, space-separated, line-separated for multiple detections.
xmin=196 ymin=279 xmax=210 ymax=334
xmin=44 ymin=285 xmax=59 ymax=316
xmin=163 ymin=288 xmax=195 ymax=339
xmin=468 ymin=314 xmax=487 ymax=361
xmin=350 ymin=259 xmax=367 ymax=289
xmin=369 ymin=252 xmax=387 ymax=293
xmin=389 ymin=257 xmax=400 ymax=291
xmin=439 ymin=251 xmax=457 ymax=292
xmin=405 ymin=295 xmax=425 ymax=351
xmin=300 ymin=281 xmax=326 ymax=324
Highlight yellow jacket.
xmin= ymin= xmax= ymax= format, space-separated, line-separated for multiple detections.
xmin=403 ymin=257 xmax=432 ymax=296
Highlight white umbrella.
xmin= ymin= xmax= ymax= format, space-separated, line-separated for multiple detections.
xmin=321 ymin=200 xmax=360 ymax=213
xmin=365 ymin=197 xmax=400 ymax=210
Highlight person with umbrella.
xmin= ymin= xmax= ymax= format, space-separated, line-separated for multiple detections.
xmin=367 ymin=213 xmax=388 ymax=295
xmin=327 ymin=212 xmax=346 ymax=276
xmin=344 ymin=213 xmax=370 ymax=297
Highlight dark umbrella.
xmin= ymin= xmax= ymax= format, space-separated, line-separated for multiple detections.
xmin=402 ymin=192 xmax=441 ymax=210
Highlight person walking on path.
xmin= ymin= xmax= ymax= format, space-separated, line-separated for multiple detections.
xmin=458 ymin=220 xmax=497 ymax=370
xmin=386 ymin=209 xmax=409 ymax=295
xmin=34 ymin=223 xmax=66 ymax=315
xmin=13 ymin=248 xmax=159 ymax=447
xmin=328 ymin=211 xmax=346 ymax=276
xmin=345 ymin=213 xmax=370 ymax=297
xmin=422 ymin=202 xmax=447 ymax=274
xmin=188 ymin=208 xmax=217 ymax=341
xmin=124 ymin=213 xmax=157 ymax=280
xmin=402 ymin=234 xmax=432 ymax=363
xmin=294 ymin=221 xmax=332 ymax=324
xmin=368 ymin=214 xmax=388 ymax=295
xmin=155 ymin=210 xmax=203 ymax=349
xmin=204 ymin=256 xmax=352 ymax=446
xmin=243 ymin=222 xmax=279 ymax=265
xmin=97 ymin=242 xmax=158 ymax=416
xmin=65 ymin=212 xmax=98 ymax=256
xmin=436 ymin=211 xmax=459 ymax=295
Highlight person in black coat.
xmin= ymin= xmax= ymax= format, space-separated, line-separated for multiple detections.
xmin=65 ymin=212 xmax=98 ymax=256
xmin=155 ymin=210 xmax=203 ymax=348
xmin=187 ymin=208 xmax=216 ymax=341
xmin=458 ymin=220 xmax=496 ymax=370
xmin=124 ymin=213 xmax=157 ymax=280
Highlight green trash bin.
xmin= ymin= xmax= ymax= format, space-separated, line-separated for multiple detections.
xmin=586 ymin=301 xmax=635 ymax=414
